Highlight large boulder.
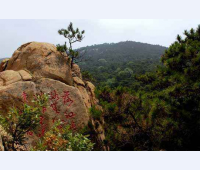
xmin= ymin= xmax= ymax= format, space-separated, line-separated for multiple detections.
xmin=0 ymin=42 xmax=107 ymax=150
xmin=6 ymin=42 xmax=73 ymax=86
xmin=0 ymin=77 xmax=89 ymax=146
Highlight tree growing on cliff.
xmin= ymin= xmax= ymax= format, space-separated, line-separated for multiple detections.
xmin=57 ymin=22 xmax=85 ymax=68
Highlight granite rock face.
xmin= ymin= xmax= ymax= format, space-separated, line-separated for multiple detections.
xmin=0 ymin=42 xmax=106 ymax=150
xmin=6 ymin=42 xmax=73 ymax=86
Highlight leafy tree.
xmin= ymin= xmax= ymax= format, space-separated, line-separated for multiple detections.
xmin=57 ymin=22 xmax=85 ymax=68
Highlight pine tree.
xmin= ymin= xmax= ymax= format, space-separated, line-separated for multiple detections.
xmin=57 ymin=22 xmax=85 ymax=68
xmin=136 ymin=25 xmax=200 ymax=150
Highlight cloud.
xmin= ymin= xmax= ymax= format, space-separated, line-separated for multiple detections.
xmin=0 ymin=19 xmax=199 ymax=58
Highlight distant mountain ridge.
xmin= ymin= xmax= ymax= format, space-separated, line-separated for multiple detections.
xmin=78 ymin=41 xmax=167 ymax=62
xmin=78 ymin=41 xmax=167 ymax=87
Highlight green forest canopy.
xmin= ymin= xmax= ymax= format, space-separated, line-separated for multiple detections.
xmin=94 ymin=25 xmax=200 ymax=151
xmin=78 ymin=41 xmax=167 ymax=88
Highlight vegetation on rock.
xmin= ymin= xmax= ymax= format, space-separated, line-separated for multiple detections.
xmin=0 ymin=92 xmax=93 ymax=151
xmin=57 ymin=22 xmax=85 ymax=68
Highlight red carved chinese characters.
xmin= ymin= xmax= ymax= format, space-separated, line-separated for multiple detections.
xmin=42 ymin=107 xmax=47 ymax=114
xmin=52 ymin=117 xmax=57 ymax=123
xmin=50 ymin=101 xmax=60 ymax=114
xmin=62 ymin=91 xmax=74 ymax=107
xmin=38 ymin=116 xmax=46 ymax=137
xmin=39 ymin=116 xmax=44 ymax=125
xmin=64 ymin=111 xmax=76 ymax=119
xmin=22 ymin=91 xmax=28 ymax=102
xmin=27 ymin=131 xmax=33 ymax=136
xmin=57 ymin=125 xmax=63 ymax=129
xmin=50 ymin=90 xmax=59 ymax=101
xmin=70 ymin=121 xmax=76 ymax=130
xmin=22 ymin=89 xmax=78 ymax=138
xmin=50 ymin=90 xmax=60 ymax=114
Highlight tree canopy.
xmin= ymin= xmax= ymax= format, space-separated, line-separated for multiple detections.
xmin=95 ymin=25 xmax=200 ymax=151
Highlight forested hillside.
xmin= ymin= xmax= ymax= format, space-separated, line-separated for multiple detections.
xmin=92 ymin=25 xmax=200 ymax=151
xmin=79 ymin=41 xmax=167 ymax=88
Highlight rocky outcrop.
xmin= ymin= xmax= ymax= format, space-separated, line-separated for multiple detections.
xmin=6 ymin=42 xmax=73 ymax=86
xmin=0 ymin=70 xmax=32 ymax=86
xmin=0 ymin=42 xmax=107 ymax=150
xmin=72 ymin=64 xmax=82 ymax=79
xmin=72 ymin=68 xmax=107 ymax=150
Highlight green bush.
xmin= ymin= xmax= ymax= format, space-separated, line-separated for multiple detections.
xmin=0 ymin=92 xmax=48 ymax=151
xmin=32 ymin=122 xmax=94 ymax=151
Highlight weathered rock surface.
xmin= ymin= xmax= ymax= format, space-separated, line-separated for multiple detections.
xmin=0 ymin=78 xmax=90 ymax=145
xmin=0 ymin=70 xmax=22 ymax=86
xmin=0 ymin=42 xmax=107 ymax=150
xmin=86 ymin=81 xmax=99 ymax=105
xmin=35 ymin=78 xmax=89 ymax=130
xmin=73 ymin=77 xmax=92 ymax=109
xmin=0 ymin=81 xmax=36 ymax=115
xmin=6 ymin=42 xmax=73 ymax=86
xmin=72 ymin=63 xmax=82 ymax=78
xmin=18 ymin=70 xmax=32 ymax=81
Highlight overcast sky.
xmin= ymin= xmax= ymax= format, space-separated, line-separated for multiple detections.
xmin=0 ymin=19 xmax=199 ymax=58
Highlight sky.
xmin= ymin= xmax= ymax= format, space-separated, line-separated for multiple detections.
xmin=0 ymin=19 xmax=200 ymax=58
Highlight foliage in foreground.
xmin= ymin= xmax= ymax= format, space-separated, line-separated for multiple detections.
xmin=0 ymin=92 xmax=94 ymax=151
xmin=32 ymin=122 xmax=94 ymax=151
xmin=0 ymin=93 xmax=48 ymax=150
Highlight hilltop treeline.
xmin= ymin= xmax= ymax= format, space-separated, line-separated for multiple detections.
xmin=79 ymin=41 xmax=167 ymax=88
